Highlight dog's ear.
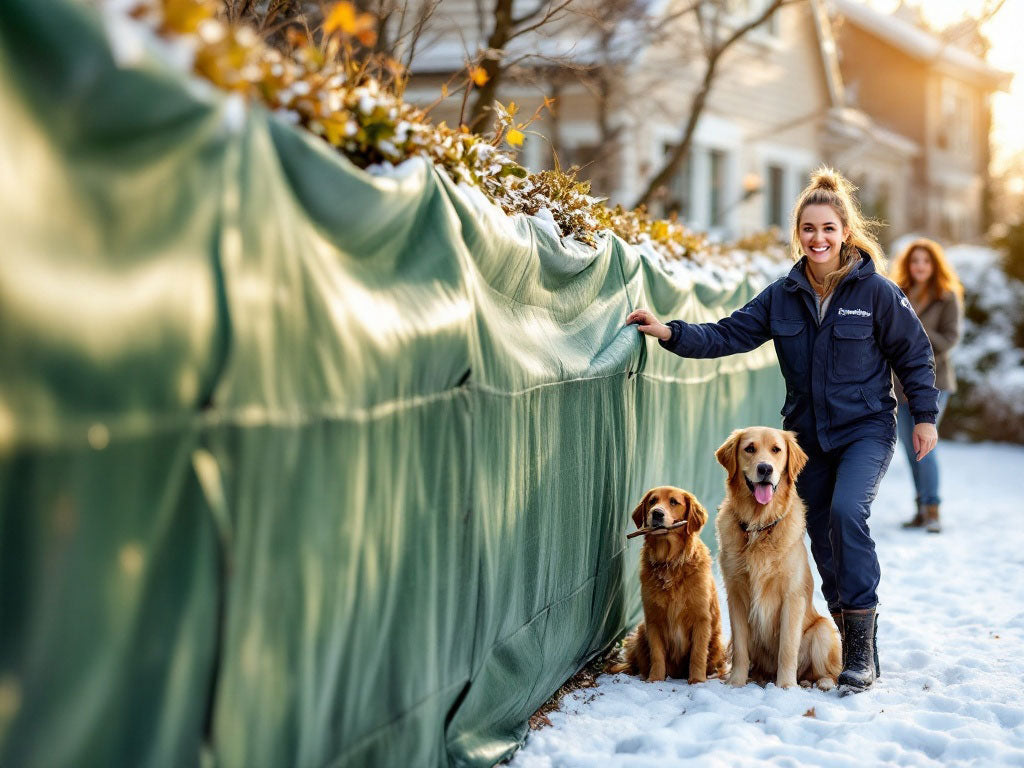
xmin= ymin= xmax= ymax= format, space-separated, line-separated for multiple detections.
xmin=715 ymin=430 xmax=742 ymax=479
xmin=784 ymin=430 xmax=808 ymax=484
xmin=685 ymin=495 xmax=708 ymax=536
xmin=631 ymin=491 xmax=650 ymax=529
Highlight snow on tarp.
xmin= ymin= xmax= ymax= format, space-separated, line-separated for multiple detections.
xmin=0 ymin=2 xmax=784 ymax=767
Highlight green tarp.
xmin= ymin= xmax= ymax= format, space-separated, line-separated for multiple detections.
xmin=0 ymin=2 xmax=785 ymax=766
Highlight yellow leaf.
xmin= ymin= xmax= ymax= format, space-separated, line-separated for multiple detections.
xmin=506 ymin=129 xmax=524 ymax=147
xmin=356 ymin=25 xmax=378 ymax=47
xmin=469 ymin=66 xmax=489 ymax=86
xmin=507 ymin=101 xmax=518 ymax=117
xmin=162 ymin=0 xmax=214 ymax=34
xmin=321 ymin=119 xmax=347 ymax=146
xmin=324 ymin=2 xmax=357 ymax=35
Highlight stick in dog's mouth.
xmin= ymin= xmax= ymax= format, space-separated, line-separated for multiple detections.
xmin=744 ymin=476 xmax=778 ymax=505
xmin=626 ymin=519 xmax=688 ymax=539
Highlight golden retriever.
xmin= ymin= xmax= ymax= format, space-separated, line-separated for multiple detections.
xmin=715 ymin=427 xmax=841 ymax=690
xmin=610 ymin=486 xmax=727 ymax=683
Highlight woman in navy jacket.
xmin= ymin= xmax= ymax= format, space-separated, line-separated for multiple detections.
xmin=627 ymin=168 xmax=939 ymax=692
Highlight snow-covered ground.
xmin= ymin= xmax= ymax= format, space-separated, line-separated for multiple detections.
xmin=512 ymin=440 xmax=1024 ymax=767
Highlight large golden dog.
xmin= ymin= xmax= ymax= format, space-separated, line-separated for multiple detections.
xmin=715 ymin=427 xmax=841 ymax=690
xmin=610 ymin=486 xmax=727 ymax=683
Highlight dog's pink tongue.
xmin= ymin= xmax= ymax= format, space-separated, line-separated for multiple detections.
xmin=754 ymin=483 xmax=774 ymax=505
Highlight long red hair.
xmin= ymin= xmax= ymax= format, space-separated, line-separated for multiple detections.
xmin=890 ymin=238 xmax=963 ymax=303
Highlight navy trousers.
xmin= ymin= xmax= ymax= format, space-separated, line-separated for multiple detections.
xmin=796 ymin=435 xmax=896 ymax=612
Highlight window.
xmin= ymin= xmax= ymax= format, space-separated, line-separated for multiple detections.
xmin=938 ymin=79 xmax=973 ymax=155
xmin=798 ymin=168 xmax=813 ymax=193
xmin=710 ymin=149 xmax=728 ymax=227
xmin=663 ymin=143 xmax=692 ymax=219
xmin=766 ymin=164 xmax=785 ymax=228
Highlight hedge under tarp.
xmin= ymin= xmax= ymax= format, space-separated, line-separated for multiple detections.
xmin=0 ymin=2 xmax=785 ymax=766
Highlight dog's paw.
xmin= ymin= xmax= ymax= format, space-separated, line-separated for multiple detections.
xmin=727 ymin=673 xmax=748 ymax=687
xmin=799 ymin=679 xmax=812 ymax=688
xmin=816 ymin=677 xmax=836 ymax=691
xmin=646 ymin=672 xmax=666 ymax=683
xmin=687 ymin=675 xmax=707 ymax=685
xmin=775 ymin=677 xmax=798 ymax=689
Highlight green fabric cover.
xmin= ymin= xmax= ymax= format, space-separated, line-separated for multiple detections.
xmin=0 ymin=2 xmax=785 ymax=766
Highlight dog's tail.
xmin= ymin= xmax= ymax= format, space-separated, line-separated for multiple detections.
xmin=606 ymin=658 xmax=630 ymax=674
xmin=803 ymin=615 xmax=842 ymax=682
xmin=607 ymin=624 xmax=645 ymax=675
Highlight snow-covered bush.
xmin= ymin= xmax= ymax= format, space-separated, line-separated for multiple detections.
xmin=945 ymin=245 xmax=1024 ymax=443
xmin=105 ymin=0 xmax=788 ymax=276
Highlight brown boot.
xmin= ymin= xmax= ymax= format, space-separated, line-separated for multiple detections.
xmin=924 ymin=504 xmax=941 ymax=533
xmin=902 ymin=501 xmax=925 ymax=528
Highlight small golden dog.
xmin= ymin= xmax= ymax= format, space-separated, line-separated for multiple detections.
xmin=610 ymin=486 xmax=727 ymax=683
xmin=715 ymin=427 xmax=841 ymax=690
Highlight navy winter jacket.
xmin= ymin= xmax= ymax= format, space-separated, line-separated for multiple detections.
xmin=659 ymin=251 xmax=939 ymax=451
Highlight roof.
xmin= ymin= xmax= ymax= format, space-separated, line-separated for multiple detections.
xmin=829 ymin=0 xmax=1011 ymax=91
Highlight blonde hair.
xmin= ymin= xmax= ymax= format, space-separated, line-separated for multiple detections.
xmin=890 ymin=238 xmax=964 ymax=303
xmin=789 ymin=167 xmax=886 ymax=273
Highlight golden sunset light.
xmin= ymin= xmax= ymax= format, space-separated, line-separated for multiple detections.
xmin=5 ymin=3 xmax=1024 ymax=766
xmin=869 ymin=0 xmax=1023 ymax=171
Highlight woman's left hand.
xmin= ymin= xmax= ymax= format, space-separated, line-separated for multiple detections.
xmin=912 ymin=422 xmax=938 ymax=461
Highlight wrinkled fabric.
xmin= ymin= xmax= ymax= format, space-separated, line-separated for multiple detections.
xmin=0 ymin=3 xmax=785 ymax=767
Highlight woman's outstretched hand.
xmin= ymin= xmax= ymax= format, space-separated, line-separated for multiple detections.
xmin=913 ymin=422 xmax=938 ymax=461
xmin=625 ymin=308 xmax=672 ymax=341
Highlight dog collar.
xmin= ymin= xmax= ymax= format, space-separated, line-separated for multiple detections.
xmin=739 ymin=510 xmax=789 ymax=536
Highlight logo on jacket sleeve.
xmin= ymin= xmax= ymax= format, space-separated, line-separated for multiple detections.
xmin=837 ymin=308 xmax=872 ymax=317
xmin=900 ymin=296 xmax=912 ymax=310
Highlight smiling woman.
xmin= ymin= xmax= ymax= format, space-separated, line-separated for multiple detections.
xmin=626 ymin=166 xmax=940 ymax=693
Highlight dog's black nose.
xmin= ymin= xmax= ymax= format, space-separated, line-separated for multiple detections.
xmin=756 ymin=462 xmax=773 ymax=481
xmin=651 ymin=508 xmax=665 ymax=525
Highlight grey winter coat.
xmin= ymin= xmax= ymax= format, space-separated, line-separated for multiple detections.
xmin=896 ymin=289 xmax=962 ymax=398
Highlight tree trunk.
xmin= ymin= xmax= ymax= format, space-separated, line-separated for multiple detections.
xmin=467 ymin=0 xmax=515 ymax=129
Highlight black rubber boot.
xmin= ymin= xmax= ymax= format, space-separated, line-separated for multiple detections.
xmin=834 ymin=609 xmax=879 ymax=679
xmin=838 ymin=608 xmax=877 ymax=692
xmin=873 ymin=612 xmax=880 ymax=679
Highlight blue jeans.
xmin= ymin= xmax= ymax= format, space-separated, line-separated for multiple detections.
xmin=896 ymin=392 xmax=950 ymax=506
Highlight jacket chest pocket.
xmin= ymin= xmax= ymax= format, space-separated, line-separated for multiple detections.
xmin=832 ymin=322 xmax=874 ymax=382
xmin=771 ymin=319 xmax=808 ymax=379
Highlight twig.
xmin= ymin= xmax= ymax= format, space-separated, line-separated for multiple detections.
xmin=626 ymin=519 xmax=688 ymax=539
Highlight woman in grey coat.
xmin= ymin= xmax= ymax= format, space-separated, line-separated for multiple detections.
xmin=890 ymin=238 xmax=963 ymax=533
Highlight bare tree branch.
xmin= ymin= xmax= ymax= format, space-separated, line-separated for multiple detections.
xmin=632 ymin=0 xmax=801 ymax=209
xmin=507 ymin=0 xmax=576 ymax=41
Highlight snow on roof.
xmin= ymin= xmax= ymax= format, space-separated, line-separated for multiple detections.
xmin=830 ymin=0 xmax=1011 ymax=91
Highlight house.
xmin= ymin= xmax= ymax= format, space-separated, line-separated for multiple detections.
xmin=828 ymin=0 xmax=1012 ymax=243
xmin=403 ymin=0 xmax=1010 ymax=244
